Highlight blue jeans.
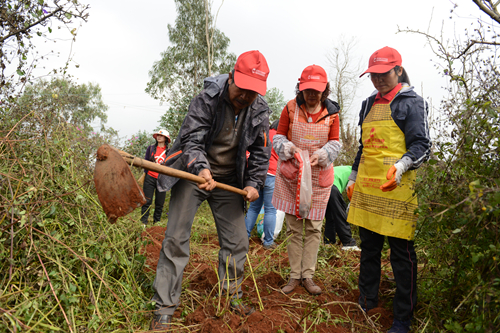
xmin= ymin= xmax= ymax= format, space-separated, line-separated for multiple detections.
xmin=245 ymin=175 xmax=277 ymax=246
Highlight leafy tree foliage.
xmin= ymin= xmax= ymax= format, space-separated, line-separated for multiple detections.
xmin=264 ymin=87 xmax=287 ymax=123
xmin=13 ymin=78 xmax=116 ymax=138
xmin=122 ymin=130 xmax=155 ymax=160
xmin=146 ymin=0 xmax=236 ymax=139
xmin=0 ymin=0 xmax=89 ymax=103
xmin=400 ymin=2 xmax=500 ymax=331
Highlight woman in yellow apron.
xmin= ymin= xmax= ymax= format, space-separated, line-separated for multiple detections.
xmin=272 ymin=65 xmax=341 ymax=295
xmin=346 ymin=47 xmax=431 ymax=333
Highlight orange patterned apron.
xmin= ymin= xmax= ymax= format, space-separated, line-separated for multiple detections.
xmin=272 ymin=101 xmax=334 ymax=220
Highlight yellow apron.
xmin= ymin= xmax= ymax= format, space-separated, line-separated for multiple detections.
xmin=347 ymin=101 xmax=418 ymax=240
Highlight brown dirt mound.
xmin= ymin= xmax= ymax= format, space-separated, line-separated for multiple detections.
xmin=142 ymin=225 xmax=396 ymax=332
xmin=190 ymin=267 xmax=219 ymax=292
xmin=141 ymin=225 xmax=166 ymax=271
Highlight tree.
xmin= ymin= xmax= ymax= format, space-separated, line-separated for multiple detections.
xmin=399 ymin=2 xmax=500 ymax=331
xmin=122 ymin=130 xmax=155 ymax=160
xmin=14 ymin=78 xmax=116 ymax=138
xmin=264 ymin=87 xmax=287 ymax=123
xmin=0 ymin=0 xmax=89 ymax=103
xmin=146 ymin=0 xmax=236 ymax=139
xmin=326 ymin=36 xmax=362 ymax=166
xmin=326 ymin=35 xmax=362 ymax=126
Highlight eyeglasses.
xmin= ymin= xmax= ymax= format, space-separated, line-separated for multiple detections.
xmin=369 ymin=69 xmax=394 ymax=80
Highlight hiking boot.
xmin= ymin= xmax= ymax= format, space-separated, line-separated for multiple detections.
xmin=387 ymin=319 xmax=411 ymax=333
xmin=263 ymin=242 xmax=277 ymax=250
xmin=230 ymin=300 xmax=255 ymax=316
xmin=302 ymin=278 xmax=322 ymax=295
xmin=150 ymin=314 xmax=172 ymax=331
xmin=281 ymin=278 xmax=301 ymax=294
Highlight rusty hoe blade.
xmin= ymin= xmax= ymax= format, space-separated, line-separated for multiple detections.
xmin=94 ymin=144 xmax=146 ymax=223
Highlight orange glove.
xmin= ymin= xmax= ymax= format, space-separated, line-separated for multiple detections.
xmin=380 ymin=165 xmax=399 ymax=192
xmin=380 ymin=158 xmax=411 ymax=192
xmin=346 ymin=180 xmax=355 ymax=201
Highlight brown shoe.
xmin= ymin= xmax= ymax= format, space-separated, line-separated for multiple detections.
xmin=282 ymin=278 xmax=301 ymax=294
xmin=150 ymin=314 xmax=171 ymax=331
xmin=302 ymin=278 xmax=322 ymax=295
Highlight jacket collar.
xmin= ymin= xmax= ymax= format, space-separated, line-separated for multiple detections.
xmin=205 ymin=74 xmax=270 ymax=125
xmin=296 ymin=97 xmax=340 ymax=115
xmin=365 ymin=84 xmax=415 ymax=103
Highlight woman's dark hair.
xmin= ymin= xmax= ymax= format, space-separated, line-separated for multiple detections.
xmin=154 ymin=135 xmax=169 ymax=147
xmin=270 ymin=119 xmax=279 ymax=130
xmin=395 ymin=65 xmax=411 ymax=85
xmin=295 ymin=82 xmax=331 ymax=104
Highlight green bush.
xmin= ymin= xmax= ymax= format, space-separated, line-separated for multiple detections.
xmin=0 ymin=91 xmax=152 ymax=331
xmin=408 ymin=16 xmax=500 ymax=331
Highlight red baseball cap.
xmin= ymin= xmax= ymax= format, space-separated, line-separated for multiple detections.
xmin=298 ymin=65 xmax=328 ymax=91
xmin=360 ymin=46 xmax=402 ymax=77
xmin=233 ymin=50 xmax=269 ymax=96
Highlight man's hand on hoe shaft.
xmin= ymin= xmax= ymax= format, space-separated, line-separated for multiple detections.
xmin=198 ymin=169 xmax=217 ymax=191
xmin=243 ymin=186 xmax=259 ymax=202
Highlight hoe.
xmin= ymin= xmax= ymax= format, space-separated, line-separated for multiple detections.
xmin=93 ymin=144 xmax=248 ymax=222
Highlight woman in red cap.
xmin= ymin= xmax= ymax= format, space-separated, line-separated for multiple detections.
xmin=272 ymin=65 xmax=341 ymax=295
xmin=346 ymin=47 xmax=431 ymax=333
xmin=141 ymin=129 xmax=171 ymax=225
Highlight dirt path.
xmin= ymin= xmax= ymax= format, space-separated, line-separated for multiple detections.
xmin=142 ymin=226 xmax=394 ymax=332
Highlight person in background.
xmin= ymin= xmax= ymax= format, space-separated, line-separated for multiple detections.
xmin=245 ymin=118 xmax=279 ymax=250
xmin=346 ymin=46 xmax=431 ymax=333
xmin=324 ymin=165 xmax=360 ymax=251
xmin=150 ymin=51 xmax=271 ymax=330
xmin=140 ymin=129 xmax=171 ymax=225
xmin=273 ymin=65 xmax=341 ymax=295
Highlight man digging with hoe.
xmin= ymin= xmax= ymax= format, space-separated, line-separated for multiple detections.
xmin=149 ymin=50 xmax=271 ymax=330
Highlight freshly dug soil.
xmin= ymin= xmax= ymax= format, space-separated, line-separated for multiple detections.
xmin=142 ymin=227 xmax=395 ymax=332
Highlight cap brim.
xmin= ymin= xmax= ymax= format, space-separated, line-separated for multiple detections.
xmin=153 ymin=134 xmax=171 ymax=142
xmin=234 ymin=71 xmax=267 ymax=96
xmin=359 ymin=64 xmax=396 ymax=77
xmin=299 ymin=81 xmax=327 ymax=92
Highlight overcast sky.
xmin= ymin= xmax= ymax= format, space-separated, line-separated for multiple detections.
xmin=31 ymin=0 xmax=490 ymax=140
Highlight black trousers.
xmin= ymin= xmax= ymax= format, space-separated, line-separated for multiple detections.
xmin=358 ymin=227 xmax=417 ymax=321
xmin=324 ymin=185 xmax=356 ymax=246
xmin=141 ymin=173 xmax=167 ymax=223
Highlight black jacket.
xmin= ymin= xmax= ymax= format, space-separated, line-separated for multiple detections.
xmin=157 ymin=74 xmax=271 ymax=192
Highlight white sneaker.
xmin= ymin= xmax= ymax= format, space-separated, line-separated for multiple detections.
xmin=342 ymin=245 xmax=361 ymax=251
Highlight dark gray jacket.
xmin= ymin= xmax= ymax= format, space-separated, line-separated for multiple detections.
xmin=352 ymin=85 xmax=431 ymax=174
xmin=157 ymin=74 xmax=271 ymax=192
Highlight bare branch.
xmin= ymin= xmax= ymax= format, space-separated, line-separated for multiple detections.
xmin=473 ymin=0 xmax=500 ymax=24
xmin=455 ymin=39 xmax=500 ymax=58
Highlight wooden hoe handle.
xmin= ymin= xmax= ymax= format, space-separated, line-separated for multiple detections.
xmin=116 ymin=149 xmax=248 ymax=197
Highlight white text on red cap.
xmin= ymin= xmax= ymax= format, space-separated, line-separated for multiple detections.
xmin=251 ymin=68 xmax=267 ymax=77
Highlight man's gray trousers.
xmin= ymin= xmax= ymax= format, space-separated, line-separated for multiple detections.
xmin=151 ymin=178 xmax=249 ymax=315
